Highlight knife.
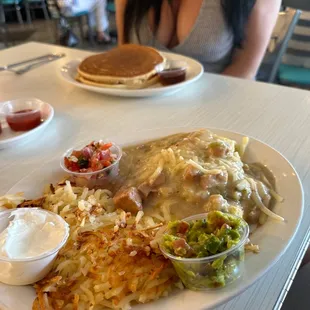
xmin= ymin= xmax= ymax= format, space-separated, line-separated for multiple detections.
xmin=0 ymin=53 xmax=66 ymax=72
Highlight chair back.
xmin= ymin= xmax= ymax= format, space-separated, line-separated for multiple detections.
xmin=1 ymin=1 xmax=21 ymax=4
xmin=283 ymin=0 xmax=310 ymax=11
xmin=282 ymin=11 xmax=310 ymax=69
xmin=0 ymin=3 xmax=5 ymax=23
xmin=46 ymin=0 xmax=60 ymax=18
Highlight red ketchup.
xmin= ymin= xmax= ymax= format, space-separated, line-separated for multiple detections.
xmin=6 ymin=109 xmax=41 ymax=131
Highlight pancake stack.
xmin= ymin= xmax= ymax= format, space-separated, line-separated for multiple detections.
xmin=76 ymin=44 xmax=165 ymax=89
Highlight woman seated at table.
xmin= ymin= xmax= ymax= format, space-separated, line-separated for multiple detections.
xmin=115 ymin=0 xmax=281 ymax=79
xmin=58 ymin=0 xmax=111 ymax=43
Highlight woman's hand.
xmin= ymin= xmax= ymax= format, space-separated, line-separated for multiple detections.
xmin=222 ymin=0 xmax=281 ymax=79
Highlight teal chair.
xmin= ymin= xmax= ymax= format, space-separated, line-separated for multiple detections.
xmin=278 ymin=64 xmax=310 ymax=87
xmin=1 ymin=0 xmax=23 ymax=24
xmin=24 ymin=0 xmax=50 ymax=23
xmin=277 ymin=8 xmax=310 ymax=87
xmin=107 ymin=1 xmax=115 ymax=13
xmin=268 ymin=0 xmax=310 ymax=86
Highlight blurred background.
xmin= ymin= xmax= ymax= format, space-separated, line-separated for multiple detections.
xmin=0 ymin=1 xmax=309 ymax=88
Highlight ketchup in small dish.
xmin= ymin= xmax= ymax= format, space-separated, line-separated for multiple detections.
xmin=6 ymin=109 xmax=41 ymax=131
xmin=157 ymin=60 xmax=187 ymax=86
xmin=1 ymin=99 xmax=42 ymax=132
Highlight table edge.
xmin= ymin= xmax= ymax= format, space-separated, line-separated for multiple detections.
xmin=273 ymin=226 xmax=310 ymax=310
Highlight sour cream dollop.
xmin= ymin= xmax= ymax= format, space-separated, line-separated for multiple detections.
xmin=0 ymin=208 xmax=68 ymax=259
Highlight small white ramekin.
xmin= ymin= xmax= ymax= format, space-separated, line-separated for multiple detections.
xmin=0 ymin=208 xmax=69 ymax=285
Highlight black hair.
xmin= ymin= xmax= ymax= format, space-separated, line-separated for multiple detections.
xmin=124 ymin=0 xmax=256 ymax=48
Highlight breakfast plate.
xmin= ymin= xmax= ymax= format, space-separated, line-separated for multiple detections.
xmin=60 ymin=52 xmax=204 ymax=98
xmin=0 ymin=127 xmax=303 ymax=310
xmin=0 ymin=98 xmax=54 ymax=150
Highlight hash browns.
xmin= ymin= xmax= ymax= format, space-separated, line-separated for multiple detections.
xmin=1 ymin=181 xmax=181 ymax=310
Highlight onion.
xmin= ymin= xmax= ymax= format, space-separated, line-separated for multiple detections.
xmin=248 ymin=178 xmax=285 ymax=222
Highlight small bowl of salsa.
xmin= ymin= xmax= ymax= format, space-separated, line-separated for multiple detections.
xmin=160 ymin=211 xmax=249 ymax=290
xmin=1 ymin=98 xmax=42 ymax=132
xmin=60 ymin=140 xmax=122 ymax=189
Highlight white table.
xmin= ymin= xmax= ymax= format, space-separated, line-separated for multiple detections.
xmin=0 ymin=42 xmax=310 ymax=310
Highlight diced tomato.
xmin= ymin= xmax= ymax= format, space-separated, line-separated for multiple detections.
xmin=177 ymin=221 xmax=190 ymax=234
xmin=64 ymin=157 xmax=80 ymax=172
xmin=64 ymin=141 xmax=115 ymax=173
xmin=64 ymin=157 xmax=70 ymax=167
xmin=100 ymin=143 xmax=113 ymax=150
xmin=173 ymin=238 xmax=187 ymax=250
xmin=90 ymin=157 xmax=99 ymax=169
xmin=71 ymin=150 xmax=82 ymax=158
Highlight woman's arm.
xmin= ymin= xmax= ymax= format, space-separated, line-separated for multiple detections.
xmin=115 ymin=0 xmax=127 ymax=45
xmin=222 ymin=0 xmax=281 ymax=79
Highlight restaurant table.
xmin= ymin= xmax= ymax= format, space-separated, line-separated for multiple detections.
xmin=0 ymin=42 xmax=310 ymax=310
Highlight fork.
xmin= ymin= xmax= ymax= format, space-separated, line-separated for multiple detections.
xmin=2 ymin=53 xmax=65 ymax=75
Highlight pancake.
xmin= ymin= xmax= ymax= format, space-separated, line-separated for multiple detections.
xmin=76 ymin=74 xmax=160 ymax=89
xmin=77 ymin=44 xmax=165 ymax=89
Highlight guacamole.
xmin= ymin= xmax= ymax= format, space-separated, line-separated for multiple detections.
xmin=162 ymin=211 xmax=247 ymax=289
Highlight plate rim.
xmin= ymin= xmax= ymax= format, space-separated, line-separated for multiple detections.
xmin=0 ymin=127 xmax=304 ymax=309
xmin=115 ymin=126 xmax=305 ymax=308
xmin=60 ymin=51 xmax=204 ymax=97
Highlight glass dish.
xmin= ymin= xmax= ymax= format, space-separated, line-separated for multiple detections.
xmin=0 ymin=208 xmax=69 ymax=286
xmin=157 ymin=60 xmax=188 ymax=86
xmin=60 ymin=140 xmax=122 ymax=189
xmin=0 ymin=98 xmax=42 ymax=131
xmin=160 ymin=212 xmax=249 ymax=290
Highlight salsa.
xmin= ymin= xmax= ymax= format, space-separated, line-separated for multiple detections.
xmin=6 ymin=109 xmax=41 ymax=132
xmin=64 ymin=141 xmax=116 ymax=173
xmin=162 ymin=211 xmax=247 ymax=289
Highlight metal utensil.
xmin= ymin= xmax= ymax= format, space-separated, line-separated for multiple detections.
xmin=0 ymin=53 xmax=65 ymax=73
xmin=2 ymin=54 xmax=66 ymax=75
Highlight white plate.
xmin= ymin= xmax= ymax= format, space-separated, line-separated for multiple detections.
xmin=0 ymin=98 xmax=54 ymax=150
xmin=0 ymin=128 xmax=304 ymax=310
xmin=60 ymin=52 xmax=204 ymax=98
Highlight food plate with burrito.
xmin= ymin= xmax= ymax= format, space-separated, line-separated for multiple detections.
xmin=0 ymin=127 xmax=303 ymax=310
xmin=60 ymin=44 xmax=203 ymax=98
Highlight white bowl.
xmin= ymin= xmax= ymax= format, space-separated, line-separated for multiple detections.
xmin=0 ymin=208 xmax=69 ymax=285
xmin=0 ymin=98 xmax=54 ymax=149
